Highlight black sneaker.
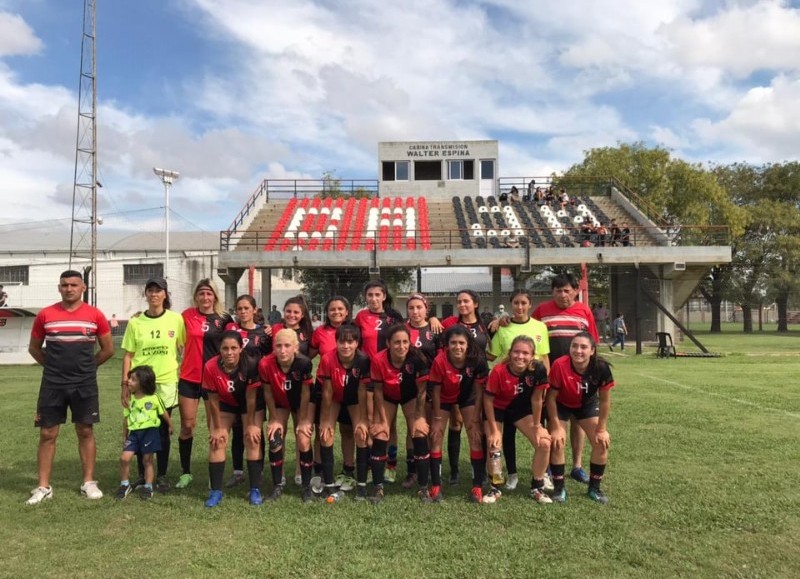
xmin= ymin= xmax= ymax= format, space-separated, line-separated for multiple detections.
xmin=368 ymin=486 xmax=385 ymax=505
xmin=155 ymin=476 xmax=171 ymax=493
xmin=114 ymin=484 xmax=132 ymax=501
xmin=131 ymin=477 xmax=146 ymax=491
xmin=301 ymin=486 xmax=314 ymax=503
xmin=268 ymin=485 xmax=284 ymax=501
xmin=587 ymin=487 xmax=609 ymax=505
xmin=139 ymin=486 xmax=153 ymax=501
xmin=353 ymin=485 xmax=368 ymax=502
xmin=449 ymin=471 xmax=459 ymax=486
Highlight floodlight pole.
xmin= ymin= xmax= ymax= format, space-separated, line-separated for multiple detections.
xmin=153 ymin=168 xmax=180 ymax=283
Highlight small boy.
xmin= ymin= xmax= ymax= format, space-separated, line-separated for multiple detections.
xmin=116 ymin=365 xmax=172 ymax=500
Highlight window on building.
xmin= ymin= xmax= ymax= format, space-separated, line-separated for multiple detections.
xmin=123 ymin=264 xmax=163 ymax=285
xmin=382 ymin=161 xmax=409 ymax=181
xmin=414 ymin=160 xmax=442 ymax=180
xmin=448 ymin=160 xmax=474 ymax=180
xmin=441 ymin=303 xmax=454 ymax=318
xmin=0 ymin=265 xmax=29 ymax=285
xmin=480 ymin=159 xmax=495 ymax=180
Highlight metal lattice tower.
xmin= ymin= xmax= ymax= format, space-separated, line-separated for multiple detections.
xmin=69 ymin=0 xmax=98 ymax=305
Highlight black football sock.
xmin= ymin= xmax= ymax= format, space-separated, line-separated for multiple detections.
xmin=208 ymin=461 xmax=225 ymax=491
xmin=179 ymin=437 xmax=193 ymax=475
xmin=412 ymin=436 xmax=430 ymax=487
xmin=447 ymin=428 xmax=461 ymax=476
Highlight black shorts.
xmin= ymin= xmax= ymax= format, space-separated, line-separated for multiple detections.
xmin=556 ymin=400 xmax=600 ymax=421
xmin=493 ymin=399 xmax=532 ymax=426
xmin=178 ymin=379 xmax=207 ymax=400
xmin=219 ymin=400 xmax=244 ymax=415
xmin=338 ymin=404 xmax=353 ymax=425
xmin=35 ymin=386 xmax=99 ymax=428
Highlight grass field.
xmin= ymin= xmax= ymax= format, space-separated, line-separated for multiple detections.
xmin=3 ymin=328 xmax=800 ymax=578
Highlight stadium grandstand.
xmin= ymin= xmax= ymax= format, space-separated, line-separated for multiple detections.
xmin=217 ymin=140 xmax=731 ymax=352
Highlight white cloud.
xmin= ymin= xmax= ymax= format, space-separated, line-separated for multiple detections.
xmin=0 ymin=11 xmax=42 ymax=56
xmin=691 ymin=74 xmax=800 ymax=162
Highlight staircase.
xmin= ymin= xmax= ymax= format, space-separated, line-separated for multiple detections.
xmin=589 ymin=196 xmax=659 ymax=247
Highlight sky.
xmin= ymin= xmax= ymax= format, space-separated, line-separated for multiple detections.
xmin=1 ymin=0 xmax=799 ymax=234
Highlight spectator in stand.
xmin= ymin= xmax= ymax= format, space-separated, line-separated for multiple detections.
xmin=544 ymin=188 xmax=555 ymax=206
xmin=535 ymin=187 xmax=545 ymax=205
xmin=559 ymin=188 xmax=570 ymax=209
xmin=595 ymin=223 xmax=608 ymax=247
xmin=267 ymin=305 xmax=282 ymax=325
xmin=609 ymin=220 xmax=622 ymax=246
xmin=526 ymin=179 xmax=535 ymax=201
xmin=580 ymin=222 xmax=595 ymax=245
xmin=509 ymin=186 xmax=521 ymax=203
xmin=620 ymin=224 xmax=632 ymax=247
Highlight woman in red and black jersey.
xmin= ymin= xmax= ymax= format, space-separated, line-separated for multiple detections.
xmin=353 ymin=279 xmax=404 ymax=359
xmin=427 ymin=325 xmax=489 ymax=503
xmin=368 ymin=324 xmax=429 ymax=503
xmin=484 ymin=335 xmax=553 ymax=504
xmin=258 ymin=329 xmax=314 ymax=502
xmin=440 ymin=289 xmax=490 ymax=485
xmin=271 ymin=295 xmax=313 ymax=357
xmin=225 ymin=294 xmax=272 ymax=488
xmin=547 ymin=332 xmax=614 ymax=505
xmin=308 ymin=296 xmax=356 ymax=489
xmin=176 ymin=279 xmax=232 ymax=490
xmin=317 ymin=324 xmax=371 ymax=501
xmin=202 ymin=331 xmax=263 ymax=508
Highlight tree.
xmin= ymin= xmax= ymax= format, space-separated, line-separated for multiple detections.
xmin=561 ymin=142 xmax=744 ymax=331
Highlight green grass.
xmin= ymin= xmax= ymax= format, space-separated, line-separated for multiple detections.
xmin=3 ymin=333 xmax=800 ymax=578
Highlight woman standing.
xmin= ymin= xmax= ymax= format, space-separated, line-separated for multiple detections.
xmin=369 ymin=324 xmax=430 ymax=503
xmin=202 ymin=331 xmax=264 ymax=507
xmin=176 ymin=279 xmax=232 ymax=489
xmin=427 ymin=326 xmax=489 ymax=503
xmin=547 ymin=332 xmax=614 ymax=504
xmin=271 ymin=295 xmax=313 ymax=357
xmin=484 ymin=335 xmax=552 ymax=504
xmin=487 ymin=288 xmax=551 ymax=491
xmin=225 ymin=294 xmax=272 ymax=487
xmin=120 ymin=277 xmax=185 ymax=493
xmin=309 ymin=296 xmax=356 ymax=489
xmin=258 ymin=329 xmax=315 ymax=501
xmin=440 ymin=289 xmax=490 ymax=485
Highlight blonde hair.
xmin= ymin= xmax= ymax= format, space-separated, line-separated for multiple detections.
xmin=192 ymin=278 xmax=226 ymax=317
xmin=273 ymin=328 xmax=299 ymax=347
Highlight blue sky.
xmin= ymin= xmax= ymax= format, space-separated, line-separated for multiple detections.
xmin=1 ymin=0 xmax=799 ymax=233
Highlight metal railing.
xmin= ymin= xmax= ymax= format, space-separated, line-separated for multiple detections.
xmin=220 ymin=225 xmax=730 ymax=252
xmin=226 ymin=179 xmax=380 ymax=233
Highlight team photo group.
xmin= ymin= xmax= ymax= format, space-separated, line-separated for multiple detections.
xmin=27 ymin=269 xmax=615 ymax=508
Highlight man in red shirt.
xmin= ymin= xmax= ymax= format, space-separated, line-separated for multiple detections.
xmin=532 ymin=273 xmax=599 ymax=485
xmin=26 ymin=270 xmax=114 ymax=505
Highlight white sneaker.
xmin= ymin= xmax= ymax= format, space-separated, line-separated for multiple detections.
xmin=530 ymin=487 xmax=553 ymax=504
xmin=482 ymin=487 xmax=502 ymax=504
xmin=80 ymin=481 xmax=103 ymax=500
xmin=505 ymin=473 xmax=519 ymax=491
xmin=543 ymin=473 xmax=554 ymax=493
xmin=294 ymin=474 xmax=302 ymax=485
xmin=310 ymin=476 xmax=323 ymax=494
xmin=27 ymin=486 xmax=53 ymax=505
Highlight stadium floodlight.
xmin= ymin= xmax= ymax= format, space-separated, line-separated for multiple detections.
xmin=153 ymin=168 xmax=180 ymax=283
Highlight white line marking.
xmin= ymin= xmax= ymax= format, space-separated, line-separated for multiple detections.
xmin=636 ymin=373 xmax=800 ymax=419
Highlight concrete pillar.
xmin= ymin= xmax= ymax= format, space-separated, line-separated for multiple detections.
xmin=217 ymin=267 xmax=245 ymax=312
xmin=492 ymin=267 xmax=502 ymax=310
xmin=659 ymin=277 xmax=675 ymax=337
xmin=261 ymin=268 xmax=272 ymax=311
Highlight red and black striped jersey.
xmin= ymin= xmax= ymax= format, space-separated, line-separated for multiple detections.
xmin=485 ymin=362 xmax=548 ymax=411
xmin=532 ymin=300 xmax=598 ymax=363
xmin=202 ymin=355 xmax=260 ymax=409
xmin=316 ymin=350 xmax=371 ymax=404
xmin=549 ymin=356 xmax=615 ymax=408
xmin=427 ymin=350 xmax=489 ymax=405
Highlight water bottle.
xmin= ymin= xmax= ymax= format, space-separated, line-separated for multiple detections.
xmin=326 ymin=490 xmax=345 ymax=503
xmin=488 ymin=450 xmax=505 ymax=486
